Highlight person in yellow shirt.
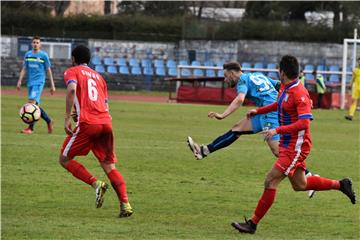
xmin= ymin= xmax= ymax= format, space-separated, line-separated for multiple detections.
xmin=299 ymin=70 xmax=306 ymax=87
xmin=345 ymin=57 xmax=360 ymax=120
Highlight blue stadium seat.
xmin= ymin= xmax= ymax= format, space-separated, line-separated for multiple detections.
xmin=154 ymin=59 xmax=164 ymax=67
xmin=329 ymin=65 xmax=340 ymax=72
xmin=116 ymin=58 xmax=127 ymax=66
xmin=131 ymin=66 xmax=142 ymax=75
xmin=216 ymin=60 xmax=225 ymax=67
xmin=193 ymin=69 xmax=204 ymax=77
xmin=267 ymin=63 xmax=277 ymax=69
xmin=191 ymin=60 xmax=201 ymax=66
xmin=241 ymin=62 xmax=252 ymax=69
xmin=143 ymin=67 xmax=154 ymax=76
xmin=206 ymin=69 xmax=216 ymax=77
xmin=181 ymin=68 xmax=191 ymax=77
xmin=141 ymin=59 xmax=152 ymax=68
xmin=267 ymin=72 xmax=279 ymax=80
xmin=104 ymin=57 xmax=114 ymax=66
xmin=119 ymin=66 xmax=130 ymax=75
xmin=217 ymin=70 xmax=224 ymax=77
xmin=304 ymin=64 xmax=314 ymax=71
xmin=168 ymin=68 xmax=177 ymax=77
xmin=316 ymin=65 xmax=325 ymax=71
xmin=156 ymin=67 xmax=166 ymax=76
xmin=95 ymin=65 xmax=105 ymax=73
xmin=179 ymin=60 xmax=188 ymax=66
xmin=267 ymin=63 xmax=277 ymax=77
xmin=129 ymin=58 xmax=139 ymax=67
xmin=204 ymin=60 xmax=214 ymax=67
xmin=107 ymin=66 xmax=118 ymax=74
xmin=305 ymin=73 xmax=314 ymax=81
xmin=254 ymin=62 xmax=264 ymax=69
xmin=346 ymin=66 xmax=352 ymax=82
xmin=329 ymin=74 xmax=339 ymax=82
xmin=91 ymin=56 xmax=102 ymax=65
xmin=166 ymin=59 xmax=176 ymax=68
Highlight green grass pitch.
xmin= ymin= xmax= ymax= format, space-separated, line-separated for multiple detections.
xmin=2 ymin=93 xmax=359 ymax=239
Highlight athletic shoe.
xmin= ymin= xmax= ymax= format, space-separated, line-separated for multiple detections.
xmin=47 ymin=120 xmax=54 ymax=134
xmin=119 ymin=202 xmax=133 ymax=218
xmin=187 ymin=136 xmax=205 ymax=160
xmin=231 ymin=217 xmax=257 ymax=234
xmin=21 ymin=128 xmax=33 ymax=134
xmin=339 ymin=178 xmax=356 ymax=204
xmin=345 ymin=116 xmax=353 ymax=121
xmin=95 ymin=181 xmax=108 ymax=208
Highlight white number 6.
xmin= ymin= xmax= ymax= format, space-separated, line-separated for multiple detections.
xmin=87 ymin=79 xmax=98 ymax=101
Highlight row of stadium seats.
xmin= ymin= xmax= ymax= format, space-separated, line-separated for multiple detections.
xmin=94 ymin=65 xmax=226 ymax=77
xmin=91 ymin=56 xmax=228 ymax=68
xmin=92 ymin=56 xmax=346 ymax=72
xmin=92 ymin=56 xmax=350 ymax=82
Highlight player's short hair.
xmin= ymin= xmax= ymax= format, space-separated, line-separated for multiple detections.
xmin=32 ymin=36 xmax=41 ymax=41
xmin=72 ymin=45 xmax=91 ymax=64
xmin=223 ymin=62 xmax=241 ymax=72
xmin=279 ymin=55 xmax=299 ymax=79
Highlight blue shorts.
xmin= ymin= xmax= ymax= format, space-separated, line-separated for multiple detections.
xmin=251 ymin=112 xmax=280 ymax=141
xmin=28 ymin=84 xmax=44 ymax=104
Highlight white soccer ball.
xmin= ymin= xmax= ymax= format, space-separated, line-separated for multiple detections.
xmin=19 ymin=103 xmax=41 ymax=124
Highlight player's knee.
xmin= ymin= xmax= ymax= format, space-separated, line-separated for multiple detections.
xmin=264 ymin=177 xmax=276 ymax=189
xmin=59 ymin=155 xmax=70 ymax=168
xmin=100 ymin=162 xmax=115 ymax=174
xmin=291 ymin=182 xmax=307 ymax=191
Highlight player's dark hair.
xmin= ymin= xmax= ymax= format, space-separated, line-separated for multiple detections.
xmin=279 ymin=55 xmax=299 ymax=79
xmin=72 ymin=45 xmax=91 ymax=64
xmin=32 ymin=36 xmax=41 ymax=41
xmin=223 ymin=62 xmax=241 ymax=72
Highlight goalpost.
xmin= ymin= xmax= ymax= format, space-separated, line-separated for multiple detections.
xmin=341 ymin=29 xmax=359 ymax=109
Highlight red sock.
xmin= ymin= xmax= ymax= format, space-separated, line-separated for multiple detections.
xmin=66 ymin=160 xmax=97 ymax=186
xmin=305 ymin=176 xmax=340 ymax=190
xmin=107 ymin=169 xmax=129 ymax=203
xmin=252 ymin=188 xmax=276 ymax=224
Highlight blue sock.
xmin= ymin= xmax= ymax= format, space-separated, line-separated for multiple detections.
xmin=29 ymin=123 xmax=34 ymax=130
xmin=207 ymin=130 xmax=240 ymax=153
xmin=40 ymin=107 xmax=51 ymax=124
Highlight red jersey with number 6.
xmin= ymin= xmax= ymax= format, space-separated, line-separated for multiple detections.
xmin=63 ymin=65 xmax=111 ymax=125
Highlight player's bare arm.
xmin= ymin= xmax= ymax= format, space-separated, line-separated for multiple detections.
xmin=64 ymin=82 xmax=76 ymax=135
xmin=47 ymin=68 xmax=56 ymax=94
xmin=17 ymin=67 xmax=27 ymax=90
xmin=208 ymin=93 xmax=245 ymax=120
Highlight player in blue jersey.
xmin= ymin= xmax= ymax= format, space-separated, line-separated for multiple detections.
xmin=187 ymin=61 xmax=316 ymax=197
xmin=17 ymin=36 xmax=56 ymax=134
xmin=187 ymin=61 xmax=280 ymax=159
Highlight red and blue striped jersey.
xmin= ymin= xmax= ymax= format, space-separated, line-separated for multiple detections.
xmin=277 ymin=80 xmax=313 ymax=152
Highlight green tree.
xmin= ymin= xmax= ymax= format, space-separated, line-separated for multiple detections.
xmin=244 ymin=1 xmax=360 ymax=23
xmin=117 ymin=1 xmax=189 ymax=17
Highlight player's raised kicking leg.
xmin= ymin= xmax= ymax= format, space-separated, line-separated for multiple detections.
xmin=187 ymin=117 xmax=254 ymax=160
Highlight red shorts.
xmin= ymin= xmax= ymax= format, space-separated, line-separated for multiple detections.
xmin=274 ymin=149 xmax=309 ymax=176
xmin=61 ymin=123 xmax=117 ymax=163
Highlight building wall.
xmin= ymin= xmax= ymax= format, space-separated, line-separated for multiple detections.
xmin=63 ymin=0 xmax=118 ymax=16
